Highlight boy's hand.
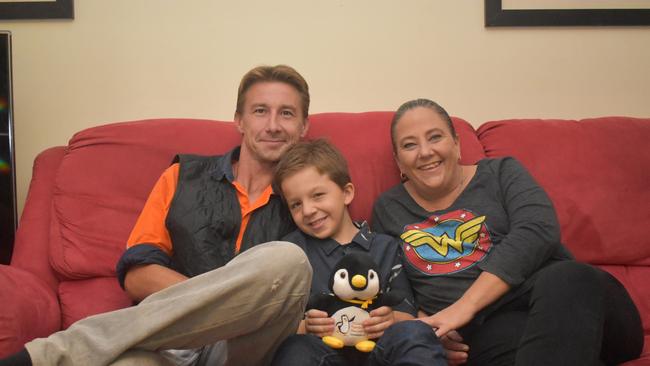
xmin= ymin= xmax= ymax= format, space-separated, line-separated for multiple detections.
xmin=362 ymin=306 xmax=395 ymax=339
xmin=304 ymin=309 xmax=335 ymax=337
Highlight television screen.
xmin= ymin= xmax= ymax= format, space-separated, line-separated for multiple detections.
xmin=0 ymin=31 xmax=16 ymax=264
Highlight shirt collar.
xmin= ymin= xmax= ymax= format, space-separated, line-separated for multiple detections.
xmin=209 ymin=146 xmax=281 ymax=197
xmin=209 ymin=146 xmax=240 ymax=182
xmin=321 ymin=221 xmax=375 ymax=256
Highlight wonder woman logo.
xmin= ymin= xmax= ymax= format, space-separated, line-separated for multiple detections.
xmin=400 ymin=210 xmax=492 ymax=275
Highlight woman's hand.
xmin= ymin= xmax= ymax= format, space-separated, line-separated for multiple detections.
xmin=425 ymin=271 xmax=510 ymax=338
xmin=421 ymin=300 xmax=476 ymax=337
xmin=418 ymin=310 xmax=469 ymax=365
xmin=303 ymin=309 xmax=334 ymax=337
xmin=440 ymin=330 xmax=469 ymax=365
xmin=363 ymin=306 xmax=395 ymax=339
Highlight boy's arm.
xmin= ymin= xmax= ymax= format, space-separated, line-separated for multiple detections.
xmin=386 ymin=240 xmax=418 ymax=317
xmin=394 ymin=310 xmax=415 ymax=322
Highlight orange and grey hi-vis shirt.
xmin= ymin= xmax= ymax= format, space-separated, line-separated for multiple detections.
xmin=115 ymin=147 xmax=295 ymax=287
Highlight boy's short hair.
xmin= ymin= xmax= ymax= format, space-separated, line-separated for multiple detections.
xmin=273 ymin=139 xmax=351 ymax=195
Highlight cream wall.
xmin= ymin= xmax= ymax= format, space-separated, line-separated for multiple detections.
xmin=2 ymin=0 xmax=650 ymax=215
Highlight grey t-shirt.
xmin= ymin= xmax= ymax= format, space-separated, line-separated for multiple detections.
xmin=371 ymin=157 xmax=573 ymax=315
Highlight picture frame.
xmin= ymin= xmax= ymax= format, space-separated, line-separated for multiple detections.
xmin=485 ymin=0 xmax=650 ymax=26
xmin=0 ymin=0 xmax=74 ymax=20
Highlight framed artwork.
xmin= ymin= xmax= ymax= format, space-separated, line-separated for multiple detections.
xmin=485 ymin=0 xmax=650 ymax=26
xmin=0 ymin=0 xmax=74 ymax=20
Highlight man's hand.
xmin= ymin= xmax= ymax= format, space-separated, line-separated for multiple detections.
xmin=124 ymin=264 xmax=188 ymax=302
xmin=363 ymin=306 xmax=395 ymax=339
xmin=304 ymin=309 xmax=335 ymax=337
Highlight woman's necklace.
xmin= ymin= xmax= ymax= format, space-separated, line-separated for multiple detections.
xmin=455 ymin=166 xmax=466 ymax=193
xmin=410 ymin=166 xmax=467 ymax=212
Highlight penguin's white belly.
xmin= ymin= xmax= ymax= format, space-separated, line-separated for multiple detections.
xmin=331 ymin=306 xmax=370 ymax=346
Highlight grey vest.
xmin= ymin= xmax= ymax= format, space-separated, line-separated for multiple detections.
xmin=166 ymin=151 xmax=295 ymax=277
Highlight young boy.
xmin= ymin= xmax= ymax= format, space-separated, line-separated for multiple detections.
xmin=270 ymin=139 xmax=446 ymax=366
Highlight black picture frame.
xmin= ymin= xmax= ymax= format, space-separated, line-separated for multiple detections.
xmin=0 ymin=31 xmax=16 ymax=264
xmin=0 ymin=0 xmax=74 ymax=20
xmin=485 ymin=0 xmax=650 ymax=26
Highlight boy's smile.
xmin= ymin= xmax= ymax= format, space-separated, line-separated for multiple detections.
xmin=281 ymin=166 xmax=358 ymax=244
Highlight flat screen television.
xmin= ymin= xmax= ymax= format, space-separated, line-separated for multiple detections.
xmin=0 ymin=31 xmax=16 ymax=264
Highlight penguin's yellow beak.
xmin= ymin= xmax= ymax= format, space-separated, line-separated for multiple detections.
xmin=351 ymin=275 xmax=366 ymax=289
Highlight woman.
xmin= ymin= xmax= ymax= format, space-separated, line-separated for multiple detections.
xmin=371 ymin=98 xmax=643 ymax=366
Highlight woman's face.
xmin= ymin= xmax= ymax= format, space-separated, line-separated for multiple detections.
xmin=393 ymin=107 xmax=461 ymax=196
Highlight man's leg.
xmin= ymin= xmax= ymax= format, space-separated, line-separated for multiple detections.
xmin=369 ymin=321 xmax=446 ymax=366
xmin=24 ymin=241 xmax=311 ymax=366
xmin=110 ymin=350 xmax=175 ymax=366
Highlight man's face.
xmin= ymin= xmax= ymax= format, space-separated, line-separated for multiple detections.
xmin=235 ymin=82 xmax=309 ymax=165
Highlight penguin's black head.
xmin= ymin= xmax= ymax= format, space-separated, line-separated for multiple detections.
xmin=330 ymin=252 xmax=380 ymax=301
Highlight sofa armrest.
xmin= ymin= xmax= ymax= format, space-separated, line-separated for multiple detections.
xmin=0 ymin=265 xmax=61 ymax=356
xmin=12 ymin=146 xmax=66 ymax=291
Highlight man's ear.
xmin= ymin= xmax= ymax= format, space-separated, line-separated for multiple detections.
xmin=343 ymin=182 xmax=355 ymax=206
xmin=300 ymin=118 xmax=310 ymax=138
xmin=234 ymin=112 xmax=244 ymax=134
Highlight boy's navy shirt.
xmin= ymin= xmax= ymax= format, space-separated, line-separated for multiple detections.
xmin=282 ymin=222 xmax=417 ymax=316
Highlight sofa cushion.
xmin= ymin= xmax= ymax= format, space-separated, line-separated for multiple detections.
xmin=59 ymin=277 xmax=133 ymax=328
xmin=477 ymin=117 xmax=650 ymax=266
xmin=49 ymin=119 xmax=241 ymax=279
xmin=308 ymin=112 xmax=485 ymax=222
xmin=0 ymin=265 xmax=60 ymax=355
xmin=48 ymin=114 xmax=485 ymax=279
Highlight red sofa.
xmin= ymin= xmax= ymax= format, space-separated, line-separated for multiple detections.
xmin=1 ymin=113 xmax=649 ymax=364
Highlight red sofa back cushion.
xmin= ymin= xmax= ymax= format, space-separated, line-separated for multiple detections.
xmin=477 ymin=117 xmax=650 ymax=265
xmin=48 ymin=114 xmax=484 ymax=280
xmin=50 ymin=119 xmax=241 ymax=279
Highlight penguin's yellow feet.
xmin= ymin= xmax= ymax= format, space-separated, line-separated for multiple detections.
xmin=322 ymin=336 xmax=344 ymax=349
xmin=355 ymin=340 xmax=376 ymax=352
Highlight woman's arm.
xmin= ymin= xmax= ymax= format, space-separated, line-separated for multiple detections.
xmin=478 ymin=158 xmax=564 ymax=287
xmin=421 ymin=271 xmax=510 ymax=337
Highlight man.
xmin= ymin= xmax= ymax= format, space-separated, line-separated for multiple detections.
xmin=0 ymin=65 xmax=313 ymax=366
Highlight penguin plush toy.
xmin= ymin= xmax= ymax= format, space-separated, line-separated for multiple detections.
xmin=307 ymin=252 xmax=403 ymax=353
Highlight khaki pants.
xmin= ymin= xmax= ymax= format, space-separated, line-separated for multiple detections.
xmin=25 ymin=241 xmax=312 ymax=366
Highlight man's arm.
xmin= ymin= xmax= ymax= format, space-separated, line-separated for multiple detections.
xmin=124 ymin=263 xmax=188 ymax=302
xmin=117 ymin=164 xmax=182 ymax=301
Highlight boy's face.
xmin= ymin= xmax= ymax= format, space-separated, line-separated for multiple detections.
xmin=281 ymin=166 xmax=355 ymax=244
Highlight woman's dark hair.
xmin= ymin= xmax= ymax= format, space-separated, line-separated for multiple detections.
xmin=390 ymin=98 xmax=456 ymax=153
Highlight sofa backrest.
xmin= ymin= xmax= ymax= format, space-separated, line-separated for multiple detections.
xmin=48 ymin=113 xmax=483 ymax=282
xmin=477 ymin=117 xmax=650 ymax=266
xmin=49 ymin=119 xmax=241 ymax=280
